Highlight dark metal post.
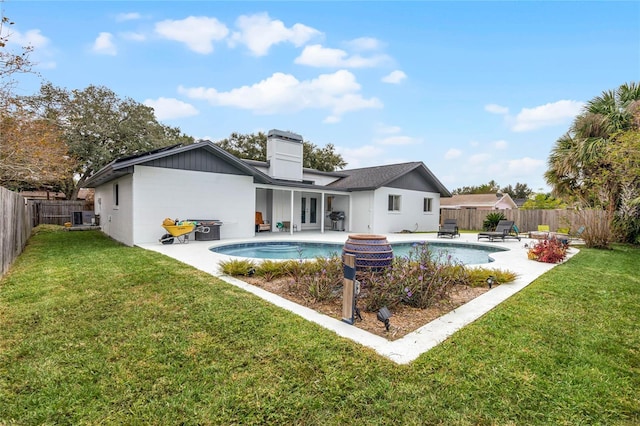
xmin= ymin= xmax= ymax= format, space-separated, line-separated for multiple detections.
xmin=342 ymin=254 xmax=356 ymax=324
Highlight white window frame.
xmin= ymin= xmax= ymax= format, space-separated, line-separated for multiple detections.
xmin=388 ymin=194 xmax=401 ymax=212
xmin=423 ymin=197 xmax=433 ymax=213
xmin=113 ymin=183 xmax=119 ymax=209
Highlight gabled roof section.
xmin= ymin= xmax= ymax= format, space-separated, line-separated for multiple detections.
xmin=440 ymin=193 xmax=518 ymax=209
xmin=327 ymin=162 xmax=451 ymax=196
xmin=84 ymin=140 xmax=272 ymax=188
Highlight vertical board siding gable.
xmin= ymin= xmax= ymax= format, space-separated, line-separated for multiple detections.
xmin=143 ymin=148 xmax=249 ymax=176
xmin=386 ymin=169 xmax=438 ymax=192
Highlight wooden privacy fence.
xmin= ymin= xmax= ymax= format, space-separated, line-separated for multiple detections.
xmin=29 ymin=199 xmax=89 ymax=226
xmin=0 ymin=187 xmax=33 ymax=277
xmin=440 ymin=208 xmax=606 ymax=233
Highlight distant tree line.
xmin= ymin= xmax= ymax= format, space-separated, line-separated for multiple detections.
xmin=216 ymin=132 xmax=346 ymax=172
xmin=452 ymin=180 xmax=533 ymax=200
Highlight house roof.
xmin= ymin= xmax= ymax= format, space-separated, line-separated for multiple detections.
xmin=328 ymin=162 xmax=451 ymax=196
xmin=85 ymin=142 xmax=451 ymax=196
xmin=84 ymin=140 xmax=273 ymax=188
xmin=242 ymin=159 xmax=349 ymax=178
xmin=440 ymin=193 xmax=518 ymax=209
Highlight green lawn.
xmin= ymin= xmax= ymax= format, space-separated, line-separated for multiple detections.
xmin=1 ymin=227 xmax=638 ymax=425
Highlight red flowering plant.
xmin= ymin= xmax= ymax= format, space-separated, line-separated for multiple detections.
xmin=527 ymin=236 xmax=569 ymax=263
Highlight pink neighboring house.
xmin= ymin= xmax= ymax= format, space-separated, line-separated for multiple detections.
xmin=440 ymin=193 xmax=518 ymax=210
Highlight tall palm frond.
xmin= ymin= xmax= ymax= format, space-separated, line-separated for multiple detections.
xmin=617 ymin=82 xmax=640 ymax=105
xmin=572 ymin=112 xmax=609 ymax=139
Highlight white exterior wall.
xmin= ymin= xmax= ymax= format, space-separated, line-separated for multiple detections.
xmin=271 ymin=189 xmax=294 ymax=231
xmin=302 ymin=171 xmax=341 ymax=186
xmin=371 ymin=187 xmax=440 ymax=234
xmin=131 ymin=166 xmax=256 ymax=245
xmin=348 ymin=191 xmax=374 ymax=233
xmin=266 ymin=138 xmax=303 ymax=181
xmin=94 ymin=174 xmax=134 ymax=246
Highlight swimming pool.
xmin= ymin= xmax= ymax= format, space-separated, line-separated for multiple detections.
xmin=210 ymin=241 xmax=507 ymax=265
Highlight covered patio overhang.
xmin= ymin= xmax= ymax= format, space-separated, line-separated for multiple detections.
xmin=255 ymin=184 xmax=350 ymax=235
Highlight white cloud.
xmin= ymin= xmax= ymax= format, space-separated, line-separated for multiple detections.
xmin=485 ymin=103 xmax=509 ymax=115
xmin=376 ymin=135 xmax=420 ymax=146
xmin=178 ymin=70 xmax=382 ymax=121
xmin=120 ymin=32 xmax=146 ymax=42
xmin=323 ymin=115 xmax=341 ymax=124
xmin=92 ymin=32 xmax=117 ymax=55
xmin=375 ymin=124 xmax=402 ymax=134
xmin=295 ymin=44 xmax=389 ymax=68
xmin=469 ymin=153 xmax=491 ymax=165
xmin=511 ymin=100 xmax=584 ymax=132
xmin=345 ymin=37 xmax=383 ymax=51
xmin=229 ymin=13 xmax=321 ymax=56
xmin=381 ymin=70 xmax=407 ymax=84
xmin=506 ymin=157 xmax=545 ymax=174
xmin=4 ymin=28 xmax=56 ymax=68
xmin=155 ymin=16 xmax=229 ymax=54
xmin=144 ymin=97 xmax=199 ymax=121
xmin=7 ymin=28 xmax=49 ymax=49
xmin=445 ymin=148 xmax=462 ymax=160
xmin=337 ymin=145 xmax=385 ymax=169
xmin=116 ymin=12 xmax=141 ymax=22
xmin=493 ymin=140 xmax=508 ymax=150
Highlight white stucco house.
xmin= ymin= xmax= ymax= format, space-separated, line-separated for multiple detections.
xmin=85 ymin=129 xmax=452 ymax=246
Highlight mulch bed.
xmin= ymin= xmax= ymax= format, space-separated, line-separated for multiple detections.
xmin=240 ymin=276 xmax=489 ymax=340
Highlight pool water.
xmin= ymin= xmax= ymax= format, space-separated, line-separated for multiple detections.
xmin=210 ymin=241 xmax=506 ymax=265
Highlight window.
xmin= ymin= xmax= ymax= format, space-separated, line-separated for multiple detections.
xmin=423 ymin=197 xmax=433 ymax=212
xmin=388 ymin=195 xmax=401 ymax=212
xmin=113 ymin=183 xmax=119 ymax=207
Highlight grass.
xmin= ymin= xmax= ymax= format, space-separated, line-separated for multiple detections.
xmin=1 ymin=227 xmax=639 ymax=425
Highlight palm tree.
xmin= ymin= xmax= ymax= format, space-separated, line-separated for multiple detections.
xmin=546 ymin=82 xmax=640 ymax=209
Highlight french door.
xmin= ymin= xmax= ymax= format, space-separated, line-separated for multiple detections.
xmin=301 ymin=196 xmax=317 ymax=226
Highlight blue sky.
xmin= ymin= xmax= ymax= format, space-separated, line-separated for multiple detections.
xmin=5 ymin=1 xmax=640 ymax=192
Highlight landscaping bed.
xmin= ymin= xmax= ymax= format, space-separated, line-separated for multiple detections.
xmin=241 ymin=275 xmax=489 ymax=339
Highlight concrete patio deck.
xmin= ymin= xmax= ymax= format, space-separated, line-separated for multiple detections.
xmin=138 ymin=231 xmax=578 ymax=364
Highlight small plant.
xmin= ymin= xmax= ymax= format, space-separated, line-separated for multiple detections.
xmin=298 ymin=255 xmax=343 ymax=302
xmin=255 ymin=259 xmax=288 ymax=281
xmin=359 ymin=244 xmax=469 ymax=311
xmin=218 ymin=259 xmax=256 ymax=276
xmin=483 ymin=212 xmax=506 ymax=231
xmin=527 ymin=237 xmax=568 ymax=263
xmin=466 ymin=268 xmax=518 ymax=287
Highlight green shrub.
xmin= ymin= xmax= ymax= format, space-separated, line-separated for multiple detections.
xmin=466 ymin=268 xmax=518 ymax=287
xmin=298 ymin=255 xmax=343 ymax=302
xmin=218 ymin=259 xmax=256 ymax=276
xmin=483 ymin=212 xmax=506 ymax=231
xmin=359 ymin=244 xmax=469 ymax=311
xmin=255 ymin=259 xmax=289 ymax=281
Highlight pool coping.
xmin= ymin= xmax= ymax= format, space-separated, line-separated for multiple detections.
xmin=138 ymin=232 xmax=578 ymax=364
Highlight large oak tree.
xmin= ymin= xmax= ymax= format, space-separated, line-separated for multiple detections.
xmin=20 ymin=83 xmax=195 ymax=199
xmin=0 ymin=105 xmax=73 ymax=190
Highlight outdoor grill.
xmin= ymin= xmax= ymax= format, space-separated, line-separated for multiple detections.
xmin=329 ymin=211 xmax=345 ymax=231
xmin=187 ymin=219 xmax=223 ymax=241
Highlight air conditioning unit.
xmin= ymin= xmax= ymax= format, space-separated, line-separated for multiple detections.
xmin=71 ymin=211 xmax=96 ymax=226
